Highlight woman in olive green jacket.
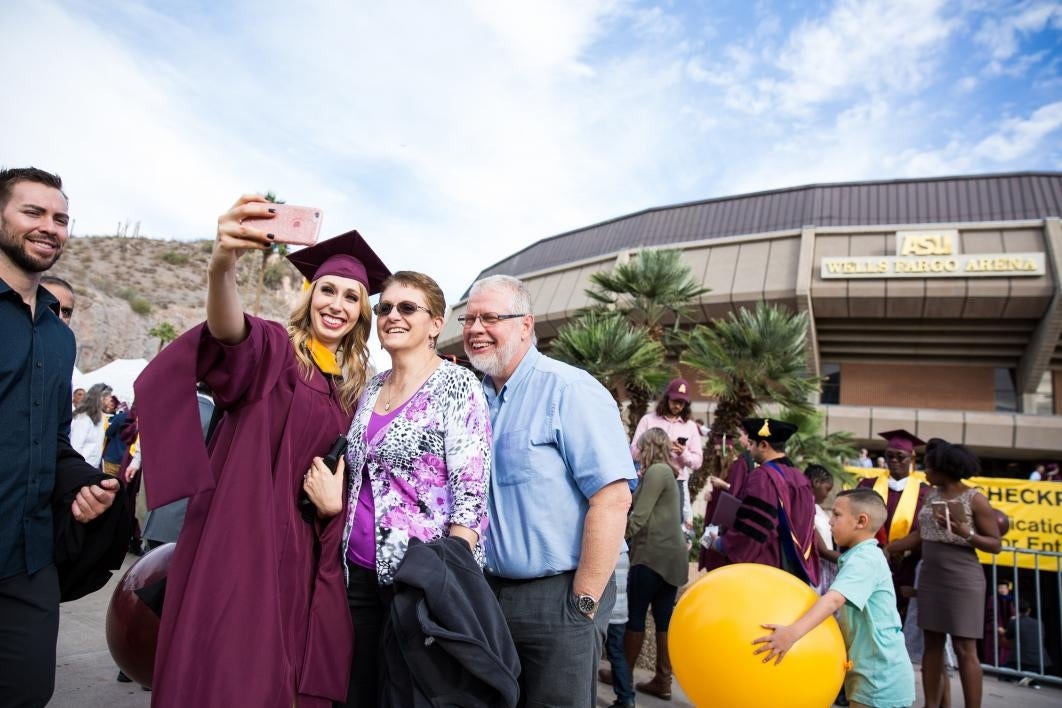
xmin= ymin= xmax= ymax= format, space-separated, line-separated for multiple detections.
xmin=625 ymin=427 xmax=690 ymax=700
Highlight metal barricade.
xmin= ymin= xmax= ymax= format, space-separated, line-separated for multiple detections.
xmin=983 ymin=546 xmax=1061 ymax=686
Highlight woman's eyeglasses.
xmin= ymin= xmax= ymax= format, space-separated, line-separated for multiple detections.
xmin=456 ymin=313 xmax=527 ymax=328
xmin=372 ymin=301 xmax=432 ymax=317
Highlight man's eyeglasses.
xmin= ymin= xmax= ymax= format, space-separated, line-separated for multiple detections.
xmin=372 ymin=301 xmax=432 ymax=317
xmin=457 ymin=312 xmax=527 ymax=328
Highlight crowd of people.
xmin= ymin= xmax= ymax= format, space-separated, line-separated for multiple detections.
xmin=1 ymin=166 xmax=1054 ymax=708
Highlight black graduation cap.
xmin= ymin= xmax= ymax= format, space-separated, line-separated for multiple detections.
xmin=286 ymin=229 xmax=391 ymax=295
xmin=741 ymin=417 xmax=798 ymax=444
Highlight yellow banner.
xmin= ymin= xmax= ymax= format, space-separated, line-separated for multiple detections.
xmin=846 ymin=468 xmax=1062 ymax=571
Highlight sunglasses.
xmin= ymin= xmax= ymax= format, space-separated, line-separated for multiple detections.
xmin=372 ymin=301 xmax=431 ymax=317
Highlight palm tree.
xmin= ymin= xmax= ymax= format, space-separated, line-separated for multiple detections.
xmin=550 ymin=310 xmax=671 ymax=408
xmin=585 ymin=248 xmax=709 ymax=430
xmin=774 ymin=407 xmax=859 ymax=488
xmin=253 ymin=191 xmax=285 ymax=315
xmin=586 ymin=248 xmax=709 ymax=338
xmin=682 ymin=301 xmax=819 ymax=497
xmin=148 ymin=322 xmax=179 ymax=353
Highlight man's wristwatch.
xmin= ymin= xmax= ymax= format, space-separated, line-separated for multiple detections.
xmin=575 ymin=593 xmax=598 ymax=617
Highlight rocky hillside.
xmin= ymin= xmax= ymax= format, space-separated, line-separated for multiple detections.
xmin=50 ymin=236 xmax=302 ymax=371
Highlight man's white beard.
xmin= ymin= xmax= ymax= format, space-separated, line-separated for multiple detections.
xmin=467 ymin=337 xmax=522 ymax=380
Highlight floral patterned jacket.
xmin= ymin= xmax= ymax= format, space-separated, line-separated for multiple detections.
xmin=342 ymin=360 xmax=492 ymax=585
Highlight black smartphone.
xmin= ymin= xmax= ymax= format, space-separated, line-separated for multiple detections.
xmin=677 ymin=437 xmax=688 ymax=445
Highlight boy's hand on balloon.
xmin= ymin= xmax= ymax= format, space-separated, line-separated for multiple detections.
xmin=752 ymin=624 xmax=796 ymax=665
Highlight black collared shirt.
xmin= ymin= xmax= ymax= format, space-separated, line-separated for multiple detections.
xmin=0 ymin=277 xmax=75 ymax=579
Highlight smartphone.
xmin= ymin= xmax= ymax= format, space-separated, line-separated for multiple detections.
xmin=244 ymin=204 xmax=323 ymax=246
xmin=931 ymin=500 xmax=951 ymax=530
xmin=677 ymin=437 xmax=688 ymax=445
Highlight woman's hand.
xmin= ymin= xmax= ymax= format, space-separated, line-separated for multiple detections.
xmin=702 ymin=475 xmax=730 ymax=503
xmin=207 ymin=194 xmax=274 ymax=343
xmin=303 ymin=455 xmax=345 ymax=519
xmin=448 ymin=524 xmax=479 ymax=550
xmin=947 ymin=517 xmax=973 ymax=539
xmin=211 ymin=194 xmax=275 ymax=273
xmin=123 ymin=458 xmax=140 ymax=483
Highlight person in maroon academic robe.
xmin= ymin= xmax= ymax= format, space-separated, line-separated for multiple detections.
xmin=858 ymin=429 xmax=931 ymax=622
xmin=698 ymin=428 xmax=753 ymax=572
xmin=706 ymin=418 xmax=819 ymax=587
xmin=135 ymin=197 xmax=391 ymax=708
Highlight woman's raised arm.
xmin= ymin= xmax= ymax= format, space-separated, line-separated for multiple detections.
xmin=207 ymin=194 xmax=274 ymax=344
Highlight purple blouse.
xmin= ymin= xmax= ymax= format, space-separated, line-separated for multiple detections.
xmin=342 ymin=360 xmax=492 ymax=585
xmin=346 ymin=403 xmax=407 ymax=569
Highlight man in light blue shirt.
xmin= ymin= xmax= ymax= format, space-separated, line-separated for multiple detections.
xmin=463 ymin=274 xmax=634 ymax=708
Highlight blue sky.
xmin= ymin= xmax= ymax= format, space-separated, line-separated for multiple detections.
xmin=4 ymin=0 xmax=1061 ymax=311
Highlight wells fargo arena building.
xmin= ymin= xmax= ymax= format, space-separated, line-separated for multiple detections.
xmin=438 ymin=172 xmax=1062 ymax=468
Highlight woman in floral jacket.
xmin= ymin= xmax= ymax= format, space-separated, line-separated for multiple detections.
xmin=338 ymin=270 xmax=492 ymax=707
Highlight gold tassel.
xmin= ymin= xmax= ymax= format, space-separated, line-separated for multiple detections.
xmin=758 ymin=419 xmax=771 ymax=437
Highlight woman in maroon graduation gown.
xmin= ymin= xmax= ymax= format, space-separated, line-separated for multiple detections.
xmin=135 ymin=195 xmax=390 ymax=707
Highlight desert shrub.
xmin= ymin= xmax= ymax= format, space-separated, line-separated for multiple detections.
xmin=160 ymin=251 xmax=190 ymax=266
xmin=128 ymin=297 xmax=152 ymax=316
xmin=116 ymin=287 xmax=152 ymax=316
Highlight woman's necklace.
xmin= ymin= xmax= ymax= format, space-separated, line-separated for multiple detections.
xmin=382 ymin=357 xmax=437 ymax=412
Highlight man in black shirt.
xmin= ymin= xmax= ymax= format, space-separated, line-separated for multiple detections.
xmin=0 ymin=167 xmax=119 ymax=706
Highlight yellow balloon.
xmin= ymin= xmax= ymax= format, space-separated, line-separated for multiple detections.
xmin=670 ymin=564 xmax=847 ymax=708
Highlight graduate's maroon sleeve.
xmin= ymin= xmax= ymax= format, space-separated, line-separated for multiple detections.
xmin=135 ymin=316 xmax=290 ymax=509
xmin=198 ymin=316 xmax=292 ymax=409
xmin=299 ymin=510 xmax=354 ymax=699
xmin=728 ymin=453 xmax=751 ymax=500
xmin=720 ymin=469 xmax=778 ymax=565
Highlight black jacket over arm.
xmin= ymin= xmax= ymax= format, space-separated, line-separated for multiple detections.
xmin=52 ymin=439 xmax=130 ymax=601
xmin=381 ymin=536 xmax=520 ymax=708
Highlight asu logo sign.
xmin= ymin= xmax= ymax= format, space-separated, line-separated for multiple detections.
xmin=898 ymin=231 xmax=954 ymax=256
xmin=820 ymin=229 xmax=1046 ymax=279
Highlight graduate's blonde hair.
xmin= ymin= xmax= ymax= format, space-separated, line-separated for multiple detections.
xmin=287 ymin=280 xmax=372 ymax=413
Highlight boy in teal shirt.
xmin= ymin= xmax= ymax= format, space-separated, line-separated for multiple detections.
xmin=753 ymin=488 xmax=915 ymax=708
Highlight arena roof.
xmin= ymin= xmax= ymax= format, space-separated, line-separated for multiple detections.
xmin=473 ymin=172 xmax=1062 ymax=283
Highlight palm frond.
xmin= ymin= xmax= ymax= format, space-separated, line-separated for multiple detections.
xmin=586 ymin=249 xmax=710 ymax=332
xmin=550 ymin=310 xmax=671 ymax=405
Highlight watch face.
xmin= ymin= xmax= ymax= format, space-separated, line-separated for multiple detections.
xmin=577 ymin=594 xmax=597 ymax=615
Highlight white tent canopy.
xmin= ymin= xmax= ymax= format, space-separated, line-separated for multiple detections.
xmin=77 ymin=358 xmax=148 ymax=404
xmin=71 ymin=366 xmax=87 ymax=392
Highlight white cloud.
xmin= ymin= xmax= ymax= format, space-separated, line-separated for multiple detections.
xmin=974 ymin=1 xmax=1062 ymax=61
xmin=769 ymin=0 xmax=957 ymax=114
xmin=2 ymin=0 xmax=1058 ymax=330
xmin=879 ymin=101 xmax=1062 ymax=174
xmin=973 ymin=101 xmax=1062 ymax=161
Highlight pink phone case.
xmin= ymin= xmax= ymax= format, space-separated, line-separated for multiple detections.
xmin=245 ymin=204 xmax=323 ymax=246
